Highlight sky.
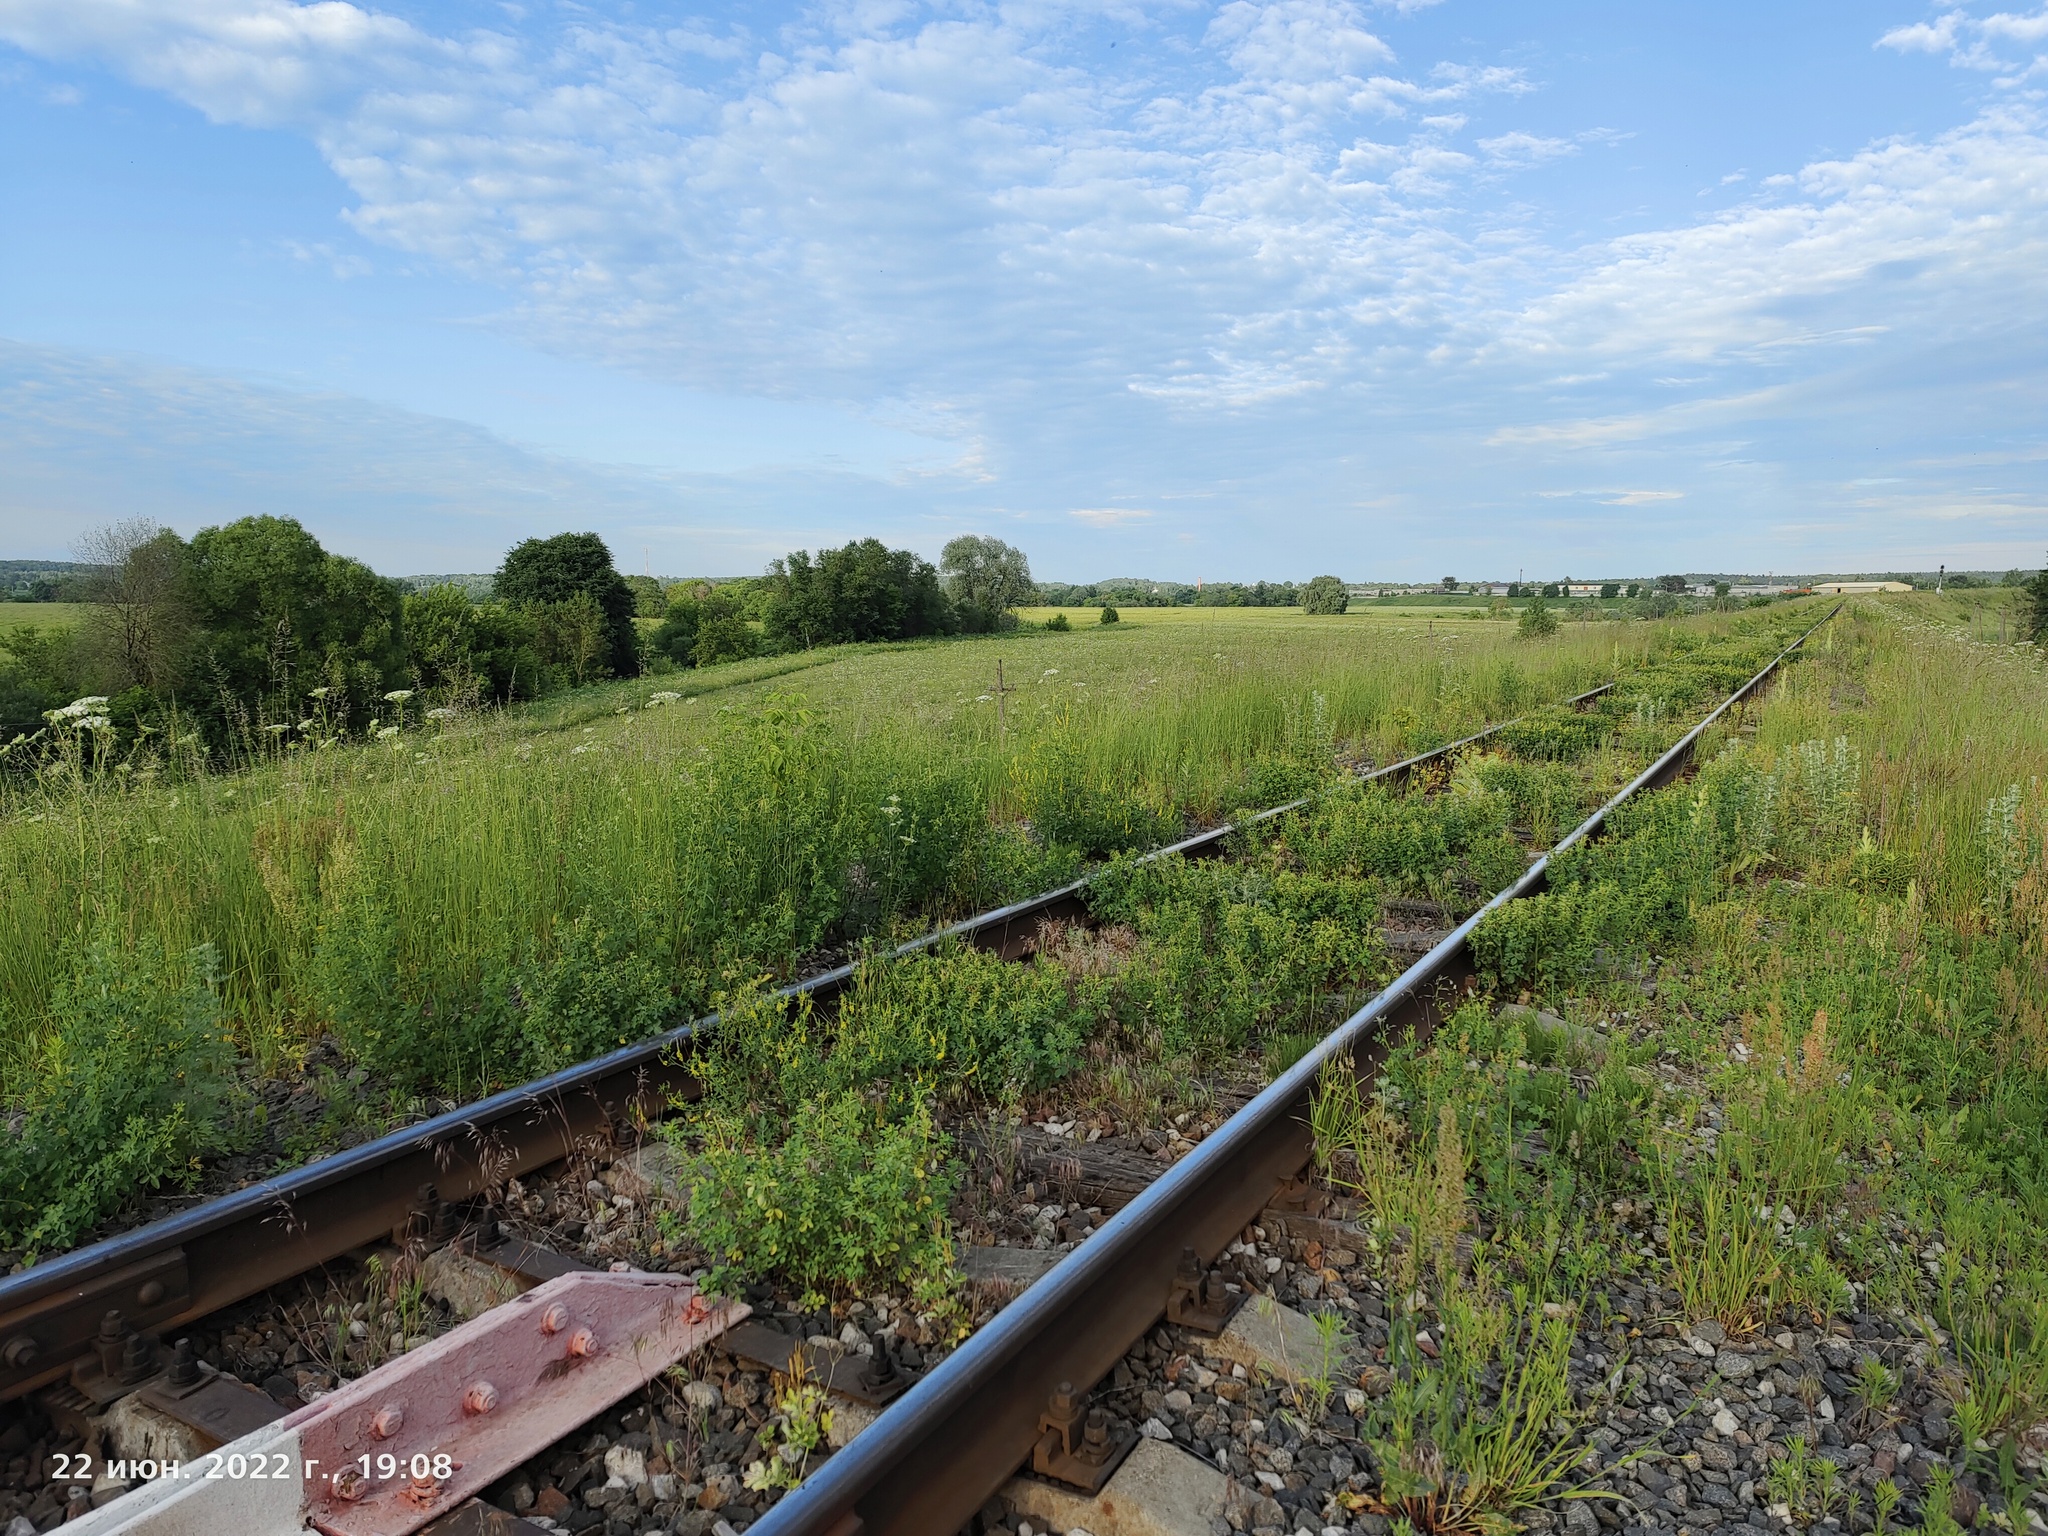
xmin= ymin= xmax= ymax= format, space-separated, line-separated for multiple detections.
xmin=2 ymin=1 xmax=2046 ymax=582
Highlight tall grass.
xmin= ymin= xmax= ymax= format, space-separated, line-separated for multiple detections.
xmin=0 ymin=611 xmax=1769 ymax=1097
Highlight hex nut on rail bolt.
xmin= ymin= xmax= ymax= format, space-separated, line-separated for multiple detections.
xmin=1031 ymin=1381 xmax=1136 ymax=1495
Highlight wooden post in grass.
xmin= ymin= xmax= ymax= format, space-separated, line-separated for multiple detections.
xmin=994 ymin=659 xmax=1015 ymax=741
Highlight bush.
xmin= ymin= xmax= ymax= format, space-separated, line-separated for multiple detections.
xmin=0 ymin=932 xmax=245 ymax=1253
xmin=1516 ymin=596 xmax=1558 ymax=638
xmin=1301 ymin=575 xmax=1349 ymax=616
xmin=679 ymin=1092 xmax=953 ymax=1303
xmin=1099 ymin=605 xmax=1119 ymax=625
xmin=1044 ymin=612 xmax=1071 ymax=632
xmin=1495 ymin=704 xmax=1605 ymax=761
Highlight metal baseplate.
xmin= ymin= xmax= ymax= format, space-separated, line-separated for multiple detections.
xmin=1030 ymin=1381 xmax=1136 ymax=1495
xmin=722 ymin=1321 xmax=915 ymax=1407
xmin=1164 ymin=1245 xmax=1242 ymax=1335
xmin=59 ymin=1269 xmax=746 ymax=1536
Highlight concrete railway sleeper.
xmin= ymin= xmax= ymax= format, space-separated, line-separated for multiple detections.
xmin=0 ymin=609 xmax=1839 ymax=1536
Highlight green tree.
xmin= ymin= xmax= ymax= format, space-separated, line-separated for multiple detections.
xmin=649 ymin=593 xmax=702 ymax=666
xmin=940 ymin=535 xmax=1034 ymax=633
xmin=1301 ymin=575 xmax=1349 ymax=615
xmin=495 ymin=533 xmax=639 ymax=680
xmin=1518 ymin=594 xmax=1559 ymax=638
xmin=75 ymin=520 xmax=193 ymax=694
xmin=1655 ymin=574 xmax=1688 ymax=594
xmin=1600 ymin=582 xmax=1619 ymax=599
xmin=764 ymin=539 xmax=953 ymax=649
xmin=624 ymin=574 xmax=667 ymax=618
xmin=185 ymin=515 xmax=406 ymax=730
xmin=1099 ymin=605 xmax=1119 ymax=624
xmin=403 ymin=584 xmax=542 ymax=704
xmin=2022 ymin=554 xmax=2048 ymax=643
xmin=530 ymin=590 xmax=612 ymax=686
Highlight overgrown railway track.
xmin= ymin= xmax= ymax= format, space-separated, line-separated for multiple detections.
xmin=4 ymin=611 xmax=1838 ymax=1536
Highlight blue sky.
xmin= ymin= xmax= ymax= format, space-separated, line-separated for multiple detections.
xmin=2 ymin=1 xmax=2046 ymax=581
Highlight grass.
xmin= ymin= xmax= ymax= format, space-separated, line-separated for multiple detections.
xmin=0 ymin=611 xmax=1692 ymax=1087
xmin=1302 ymin=593 xmax=2048 ymax=1534
xmin=0 ymin=604 xmax=91 ymax=649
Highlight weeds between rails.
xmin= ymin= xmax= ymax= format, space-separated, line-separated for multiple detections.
xmin=657 ymin=623 xmax=1803 ymax=1307
xmin=0 ymin=614 xmax=1786 ymax=1262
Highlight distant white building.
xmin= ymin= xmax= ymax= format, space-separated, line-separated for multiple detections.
xmin=1813 ymin=580 xmax=1912 ymax=594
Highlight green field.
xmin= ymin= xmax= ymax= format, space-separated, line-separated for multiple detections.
xmin=0 ymin=603 xmax=89 ymax=651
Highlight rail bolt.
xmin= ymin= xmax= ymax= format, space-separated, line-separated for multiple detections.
xmin=370 ymin=1404 xmax=406 ymax=1439
xmin=1079 ymin=1408 xmax=1112 ymax=1467
xmin=331 ymin=1467 xmax=369 ymax=1503
xmin=540 ymin=1303 xmax=570 ymax=1336
xmin=566 ymin=1327 xmax=600 ymax=1358
xmin=119 ymin=1331 xmax=157 ymax=1385
xmin=463 ymin=1381 xmax=499 ymax=1415
xmin=1 ymin=1336 xmax=37 ymax=1370
xmin=137 ymin=1280 xmax=166 ymax=1307
xmin=168 ymin=1339 xmax=199 ymax=1388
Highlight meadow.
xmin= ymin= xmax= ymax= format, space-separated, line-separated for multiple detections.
xmin=0 ymin=604 xmax=92 ymax=653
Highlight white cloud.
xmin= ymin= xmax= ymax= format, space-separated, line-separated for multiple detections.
xmin=1069 ymin=506 xmax=1155 ymax=525
xmin=1477 ymin=130 xmax=1574 ymax=166
xmin=1880 ymin=4 xmax=2048 ymax=78
xmin=1600 ymin=489 xmax=1684 ymax=505
xmin=1509 ymin=106 xmax=2048 ymax=365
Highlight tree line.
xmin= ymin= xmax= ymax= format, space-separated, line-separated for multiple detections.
xmin=0 ymin=521 xmax=1043 ymax=748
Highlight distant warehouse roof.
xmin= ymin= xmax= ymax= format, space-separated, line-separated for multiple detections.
xmin=1812 ymin=581 xmax=1913 ymax=594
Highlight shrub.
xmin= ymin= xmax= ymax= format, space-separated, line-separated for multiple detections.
xmin=1516 ymin=596 xmax=1558 ymax=639
xmin=0 ymin=932 xmax=246 ymax=1253
xmin=1495 ymin=704 xmax=1604 ymax=762
xmin=680 ymin=1091 xmax=953 ymax=1303
xmin=1044 ymin=612 xmax=1071 ymax=632
xmin=1301 ymin=575 xmax=1349 ymax=616
xmin=514 ymin=897 xmax=680 ymax=1075
xmin=1099 ymin=605 xmax=1119 ymax=625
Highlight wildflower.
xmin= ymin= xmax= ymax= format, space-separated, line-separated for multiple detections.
xmin=308 ymin=687 xmax=331 ymax=700
xmin=80 ymin=715 xmax=112 ymax=731
xmin=265 ymin=724 xmax=289 ymax=734
xmin=46 ymin=696 xmax=109 ymax=722
xmin=383 ymin=689 xmax=415 ymax=704
xmin=1042 ymin=668 xmax=1059 ymax=676
xmin=377 ymin=726 xmax=400 ymax=740
xmin=297 ymin=719 xmax=316 ymax=731
xmin=648 ymin=691 xmax=681 ymax=706
xmin=425 ymin=707 xmax=454 ymax=721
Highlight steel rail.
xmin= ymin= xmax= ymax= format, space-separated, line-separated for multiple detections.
xmin=0 ymin=681 xmax=1611 ymax=1400
xmin=752 ymin=604 xmax=1841 ymax=1536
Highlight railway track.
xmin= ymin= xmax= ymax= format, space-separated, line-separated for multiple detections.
xmin=0 ymin=617 xmax=1835 ymax=1536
